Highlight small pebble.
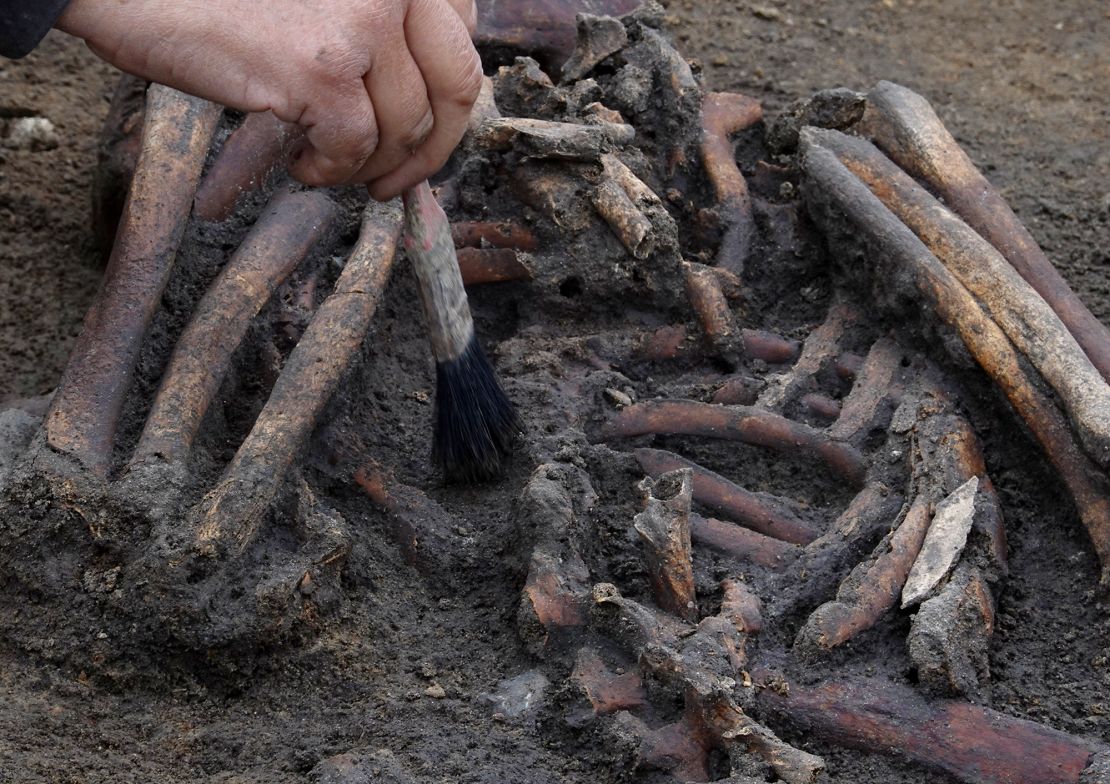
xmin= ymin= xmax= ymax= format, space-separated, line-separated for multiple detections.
xmin=605 ymin=388 xmax=632 ymax=408
xmin=4 ymin=117 xmax=59 ymax=151
xmin=424 ymin=684 xmax=447 ymax=699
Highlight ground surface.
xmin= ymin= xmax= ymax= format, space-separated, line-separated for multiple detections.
xmin=0 ymin=1 xmax=1107 ymax=783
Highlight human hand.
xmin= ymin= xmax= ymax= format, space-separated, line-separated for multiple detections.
xmin=58 ymin=0 xmax=482 ymax=198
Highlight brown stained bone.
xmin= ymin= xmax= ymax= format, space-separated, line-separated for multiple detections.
xmin=598 ymin=399 xmax=868 ymax=487
xmin=130 ymin=189 xmax=336 ymax=466
xmin=795 ymin=497 xmax=931 ymax=654
xmin=720 ymin=578 xmax=763 ymax=633
xmin=818 ymin=128 xmax=1110 ymax=467
xmin=451 ymin=220 xmax=538 ymax=251
xmin=684 ymin=261 xmax=740 ymax=360
xmin=908 ymin=562 xmax=995 ymax=699
xmin=456 ymin=248 xmax=534 ymax=285
xmin=473 ymin=0 xmax=640 ymax=72
xmin=193 ymin=111 xmax=298 ymax=222
xmin=859 ymin=80 xmax=1110 ymax=384
xmin=691 ymin=513 xmax=801 ymax=570
xmin=742 ymin=330 xmax=801 ymax=365
xmin=800 ymin=393 xmax=840 ymax=421
xmin=353 ymin=462 xmax=469 ymax=575
xmin=92 ymin=74 xmax=147 ymax=256
xmin=828 ymin=337 xmax=906 ymax=442
xmin=757 ymin=302 xmax=859 ymax=411
xmin=591 ymin=153 xmax=663 ymax=259
xmin=569 ymin=648 xmax=648 ymax=719
xmin=193 ymin=200 xmax=402 ymax=556
xmin=634 ymin=469 xmax=698 ymax=621
xmin=756 ymin=675 xmax=1108 ymax=784
xmin=700 ymin=92 xmax=763 ymax=275
xmin=711 ymin=376 xmax=761 ymax=406
xmin=591 ymin=584 xmax=826 ymax=782
xmin=800 ymin=130 xmax=1110 ymax=586
xmin=472 ymin=116 xmax=634 ymax=160
xmin=835 ymin=352 xmax=865 ymax=381
xmin=560 ymin=13 xmax=628 ymax=83
xmin=44 ymin=87 xmax=222 ymax=477
xmin=634 ymin=447 xmax=819 ymax=544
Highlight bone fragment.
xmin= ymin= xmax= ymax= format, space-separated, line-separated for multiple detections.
xmin=635 ymin=447 xmax=818 ymax=544
xmin=132 ymin=189 xmax=336 ymax=466
xmin=193 ymin=200 xmax=402 ymax=555
xmin=684 ymin=261 xmax=740 ymax=360
xmin=194 ymin=111 xmax=298 ymax=221
xmin=796 ymin=497 xmax=931 ymax=653
xmin=828 ymin=337 xmax=906 ymax=442
xmin=634 ymin=469 xmax=698 ymax=621
xmin=472 ymin=116 xmax=634 ymax=159
xmin=598 ymin=399 xmax=868 ymax=487
xmin=700 ymin=92 xmax=763 ymax=275
xmin=902 ymin=476 xmax=978 ymax=607
xmin=44 ymin=86 xmax=221 ymax=476
xmin=757 ymin=302 xmax=859 ymax=411
xmin=757 ymin=674 xmax=1107 ymax=784
xmin=819 ymin=128 xmax=1110 ymax=467
xmin=591 ymin=153 xmax=660 ymax=259
xmin=800 ymin=393 xmax=840 ymax=421
xmin=720 ymin=578 xmax=763 ymax=634
xmin=908 ymin=563 xmax=995 ymax=699
xmin=569 ymin=648 xmax=648 ymax=720
xmin=860 ymin=80 xmax=1110 ymax=384
xmin=451 ymin=220 xmax=537 ymax=251
xmin=691 ymin=514 xmax=800 ymax=569
xmin=561 ymin=13 xmax=628 ymax=82
xmin=456 ymin=248 xmax=533 ymax=285
xmin=800 ymin=129 xmax=1110 ymax=586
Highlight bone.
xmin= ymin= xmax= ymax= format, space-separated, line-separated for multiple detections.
xmin=456 ymin=248 xmax=534 ymax=285
xmin=44 ymin=86 xmax=222 ymax=477
xmin=711 ymin=376 xmax=761 ymax=406
xmin=700 ymin=92 xmax=763 ymax=275
xmin=560 ymin=13 xmax=628 ymax=82
xmin=598 ymin=399 xmax=868 ymax=487
xmin=757 ymin=302 xmax=859 ymax=411
xmin=800 ymin=393 xmax=840 ymax=421
xmin=828 ymin=337 xmax=906 ymax=442
xmin=92 ymin=74 xmax=147 ymax=255
xmin=908 ymin=563 xmax=995 ymax=699
xmin=741 ymin=330 xmax=801 ymax=364
xmin=795 ymin=497 xmax=931 ymax=654
xmin=193 ymin=111 xmax=298 ymax=222
xmin=451 ymin=220 xmax=537 ymax=251
xmin=756 ymin=675 xmax=1108 ymax=784
xmin=353 ymin=461 xmax=470 ymax=575
xmin=193 ymin=199 xmax=402 ymax=556
xmin=634 ymin=447 xmax=819 ymax=544
xmin=859 ymin=80 xmax=1110 ymax=384
xmin=569 ymin=648 xmax=648 ymax=720
xmin=720 ymin=578 xmax=763 ymax=634
xmin=800 ymin=130 xmax=1110 ymax=586
xmin=684 ymin=261 xmax=740 ymax=360
xmin=591 ymin=584 xmax=825 ymax=783
xmin=592 ymin=153 xmax=662 ymax=259
xmin=472 ymin=116 xmax=634 ymax=160
xmin=818 ymin=128 xmax=1110 ymax=467
xmin=902 ymin=476 xmax=979 ymax=607
xmin=634 ymin=469 xmax=698 ymax=621
xmin=131 ymin=189 xmax=336 ymax=466
xmin=691 ymin=513 xmax=801 ymax=569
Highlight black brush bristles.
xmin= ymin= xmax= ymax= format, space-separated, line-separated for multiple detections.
xmin=433 ymin=333 xmax=520 ymax=483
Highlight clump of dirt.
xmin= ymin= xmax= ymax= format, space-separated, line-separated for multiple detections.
xmin=0 ymin=3 xmax=1107 ymax=784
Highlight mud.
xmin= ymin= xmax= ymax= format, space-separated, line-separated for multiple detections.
xmin=0 ymin=2 xmax=1107 ymax=783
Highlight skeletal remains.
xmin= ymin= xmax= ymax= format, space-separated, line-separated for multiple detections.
xmin=1 ymin=2 xmax=1108 ymax=782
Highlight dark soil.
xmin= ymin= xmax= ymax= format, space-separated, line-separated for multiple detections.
xmin=0 ymin=2 xmax=1107 ymax=783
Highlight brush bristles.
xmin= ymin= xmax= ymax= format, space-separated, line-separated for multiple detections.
xmin=434 ymin=334 xmax=520 ymax=483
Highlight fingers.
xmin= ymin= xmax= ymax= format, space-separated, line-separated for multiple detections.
xmin=367 ymin=0 xmax=482 ymax=199
xmin=444 ymin=0 xmax=478 ymax=34
xmin=285 ymin=80 xmax=381 ymax=187
xmin=346 ymin=42 xmax=435 ymax=184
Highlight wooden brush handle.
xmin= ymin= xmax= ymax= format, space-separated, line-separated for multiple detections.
xmin=401 ymin=181 xmax=475 ymax=362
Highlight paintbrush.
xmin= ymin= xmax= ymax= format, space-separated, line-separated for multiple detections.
xmin=400 ymin=180 xmax=519 ymax=482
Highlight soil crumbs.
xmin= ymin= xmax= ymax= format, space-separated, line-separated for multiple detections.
xmin=0 ymin=2 xmax=1108 ymax=783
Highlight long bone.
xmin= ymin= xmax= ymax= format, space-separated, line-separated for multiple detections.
xmin=131 ymin=189 xmax=336 ymax=467
xmin=44 ymin=86 xmax=221 ymax=477
xmin=858 ymin=81 xmax=1110 ymax=383
xmin=817 ymin=128 xmax=1110 ymax=468
xmin=800 ymin=130 xmax=1110 ymax=587
xmin=194 ymin=200 xmax=403 ymax=556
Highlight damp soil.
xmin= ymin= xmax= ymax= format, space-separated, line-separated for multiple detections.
xmin=0 ymin=2 xmax=1108 ymax=783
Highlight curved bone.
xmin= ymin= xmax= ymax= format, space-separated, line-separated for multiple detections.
xmin=131 ymin=189 xmax=336 ymax=466
xmin=44 ymin=86 xmax=221 ymax=477
xmin=859 ymin=81 xmax=1110 ymax=384
xmin=194 ymin=200 xmax=403 ymax=555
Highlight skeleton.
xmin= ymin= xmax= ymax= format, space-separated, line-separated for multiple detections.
xmin=0 ymin=2 xmax=1108 ymax=781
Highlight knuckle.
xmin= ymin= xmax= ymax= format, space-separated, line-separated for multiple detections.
xmin=452 ymin=51 xmax=483 ymax=106
xmin=398 ymin=109 xmax=435 ymax=149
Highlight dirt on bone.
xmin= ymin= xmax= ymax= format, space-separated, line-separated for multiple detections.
xmin=0 ymin=1 xmax=1107 ymax=783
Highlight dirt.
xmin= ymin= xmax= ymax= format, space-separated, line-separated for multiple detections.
xmin=0 ymin=2 xmax=1108 ymax=783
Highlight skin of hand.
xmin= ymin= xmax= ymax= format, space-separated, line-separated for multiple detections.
xmin=57 ymin=0 xmax=482 ymax=199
